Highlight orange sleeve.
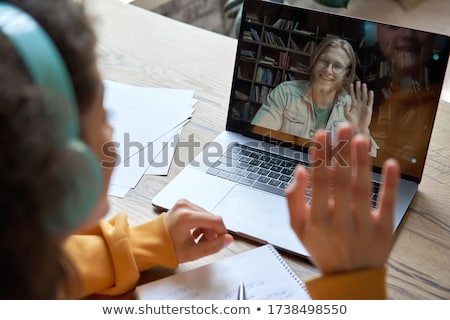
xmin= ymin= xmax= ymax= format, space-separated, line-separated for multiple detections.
xmin=63 ymin=212 xmax=178 ymax=297
xmin=305 ymin=266 xmax=387 ymax=300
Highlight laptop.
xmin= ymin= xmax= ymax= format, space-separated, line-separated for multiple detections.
xmin=152 ymin=0 xmax=450 ymax=257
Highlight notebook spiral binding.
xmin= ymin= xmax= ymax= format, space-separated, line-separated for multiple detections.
xmin=267 ymin=245 xmax=310 ymax=294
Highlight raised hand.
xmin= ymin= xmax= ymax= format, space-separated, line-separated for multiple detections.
xmin=344 ymin=81 xmax=374 ymax=136
xmin=165 ymin=199 xmax=233 ymax=263
xmin=286 ymin=124 xmax=400 ymax=274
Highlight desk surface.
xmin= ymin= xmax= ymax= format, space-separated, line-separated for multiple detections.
xmin=87 ymin=0 xmax=450 ymax=299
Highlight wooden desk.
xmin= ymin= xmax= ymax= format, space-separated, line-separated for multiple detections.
xmin=86 ymin=0 xmax=450 ymax=299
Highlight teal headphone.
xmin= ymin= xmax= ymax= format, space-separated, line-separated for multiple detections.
xmin=0 ymin=3 xmax=102 ymax=233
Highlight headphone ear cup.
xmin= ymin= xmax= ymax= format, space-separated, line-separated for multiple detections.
xmin=45 ymin=140 xmax=102 ymax=234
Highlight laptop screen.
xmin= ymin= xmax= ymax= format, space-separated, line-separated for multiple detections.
xmin=226 ymin=0 xmax=449 ymax=182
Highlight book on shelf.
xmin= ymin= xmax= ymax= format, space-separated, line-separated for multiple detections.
xmin=234 ymin=90 xmax=249 ymax=100
xmin=245 ymin=13 xmax=260 ymax=23
xmin=243 ymin=31 xmax=253 ymax=42
xmin=272 ymin=18 xmax=294 ymax=30
xmin=259 ymin=55 xmax=277 ymax=66
xmin=285 ymin=20 xmax=294 ymax=30
xmin=251 ymin=85 xmax=273 ymax=104
xmin=278 ymin=51 xmax=290 ymax=68
xmin=276 ymin=35 xmax=286 ymax=48
xmin=135 ymin=244 xmax=310 ymax=300
xmin=326 ymin=33 xmax=340 ymax=38
xmin=272 ymin=18 xmax=286 ymax=29
xmin=256 ymin=66 xmax=270 ymax=85
xmin=264 ymin=31 xmax=275 ymax=46
xmin=302 ymin=40 xmax=315 ymax=54
xmin=290 ymin=38 xmax=300 ymax=51
xmin=250 ymin=28 xmax=260 ymax=42
xmin=290 ymin=61 xmax=310 ymax=73
xmin=259 ymin=85 xmax=272 ymax=104
xmin=253 ymin=85 xmax=260 ymax=102
xmin=264 ymin=31 xmax=287 ymax=49
xmin=283 ymin=72 xmax=296 ymax=82
xmin=274 ymin=70 xmax=282 ymax=86
xmin=240 ymin=49 xmax=256 ymax=59
xmin=293 ymin=29 xmax=316 ymax=37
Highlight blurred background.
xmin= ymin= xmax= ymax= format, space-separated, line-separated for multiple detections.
xmin=122 ymin=0 xmax=235 ymax=36
xmin=120 ymin=0 xmax=448 ymax=101
xmin=121 ymin=0 xmax=444 ymax=37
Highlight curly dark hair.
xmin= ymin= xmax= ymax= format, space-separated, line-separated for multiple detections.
xmin=0 ymin=0 xmax=98 ymax=298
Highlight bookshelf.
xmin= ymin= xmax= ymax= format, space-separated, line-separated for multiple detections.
xmin=231 ymin=13 xmax=320 ymax=122
xmin=230 ymin=11 xmax=367 ymax=123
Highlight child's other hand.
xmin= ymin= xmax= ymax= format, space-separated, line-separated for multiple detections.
xmin=286 ymin=124 xmax=400 ymax=274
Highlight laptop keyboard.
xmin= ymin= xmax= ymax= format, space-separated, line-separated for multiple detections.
xmin=206 ymin=143 xmax=380 ymax=207
xmin=207 ymin=143 xmax=308 ymax=197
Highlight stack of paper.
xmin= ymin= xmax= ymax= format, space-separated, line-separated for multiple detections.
xmin=102 ymin=80 xmax=197 ymax=197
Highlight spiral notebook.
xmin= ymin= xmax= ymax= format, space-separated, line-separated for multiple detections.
xmin=135 ymin=244 xmax=310 ymax=300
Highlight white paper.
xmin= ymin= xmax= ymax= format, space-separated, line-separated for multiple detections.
xmin=107 ymin=184 xmax=131 ymax=198
xmin=102 ymin=80 xmax=196 ymax=196
xmin=136 ymin=244 xmax=311 ymax=300
xmin=145 ymin=121 xmax=186 ymax=176
xmin=103 ymin=79 xmax=194 ymax=146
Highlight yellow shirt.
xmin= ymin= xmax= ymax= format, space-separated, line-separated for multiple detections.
xmin=64 ymin=212 xmax=178 ymax=297
xmin=306 ymin=267 xmax=386 ymax=300
xmin=64 ymin=213 xmax=386 ymax=299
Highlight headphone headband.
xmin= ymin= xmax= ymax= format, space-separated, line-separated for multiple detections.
xmin=0 ymin=2 xmax=78 ymax=140
xmin=0 ymin=2 xmax=102 ymax=233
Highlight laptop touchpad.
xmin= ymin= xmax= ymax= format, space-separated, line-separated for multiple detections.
xmin=213 ymin=185 xmax=308 ymax=257
xmin=152 ymin=166 xmax=235 ymax=212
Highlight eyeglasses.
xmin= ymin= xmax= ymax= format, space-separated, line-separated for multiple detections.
xmin=316 ymin=57 xmax=349 ymax=74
